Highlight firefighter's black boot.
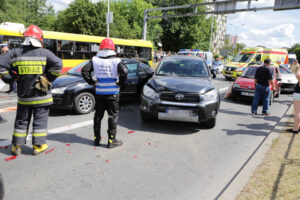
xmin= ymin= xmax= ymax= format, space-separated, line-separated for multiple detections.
xmin=94 ymin=137 xmax=101 ymax=146
xmin=94 ymin=130 xmax=101 ymax=146
xmin=107 ymin=133 xmax=123 ymax=148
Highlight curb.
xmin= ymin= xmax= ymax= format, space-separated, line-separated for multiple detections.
xmin=217 ymin=104 xmax=294 ymax=200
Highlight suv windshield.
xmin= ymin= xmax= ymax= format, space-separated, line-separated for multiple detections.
xmin=232 ymin=53 xmax=254 ymax=63
xmin=241 ymin=67 xmax=258 ymax=78
xmin=156 ymin=59 xmax=208 ymax=77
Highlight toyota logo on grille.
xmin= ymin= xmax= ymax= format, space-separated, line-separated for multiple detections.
xmin=175 ymin=93 xmax=184 ymax=101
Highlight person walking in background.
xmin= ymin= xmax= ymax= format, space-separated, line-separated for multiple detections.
xmin=82 ymin=38 xmax=128 ymax=148
xmin=251 ymin=58 xmax=276 ymax=116
xmin=0 ymin=43 xmax=16 ymax=94
xmin=288 ymin=60 xmax=300 ymax=134
xmin=290 ymin=59 xmax=299 ymax=74
xmin=0 ymin=25 xmax=62 ymax=156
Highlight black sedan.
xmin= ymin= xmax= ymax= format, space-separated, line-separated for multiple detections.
xmin=139 ymin=56 xmax=220 ymax=128
xmin=51 ymin=59 xmax=154 ymax=114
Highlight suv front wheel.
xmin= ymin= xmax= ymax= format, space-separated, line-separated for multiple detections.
xmin=204 ymin=118 xmax=216 ymax=128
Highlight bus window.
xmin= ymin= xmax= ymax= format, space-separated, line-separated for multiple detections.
xmin=3 ymin=36 xmax=23 ymax=48
xmin=57 ymin=40 xmax=74 ymax=59
xmin=43 ymin=39 xmax=56 ymax=54
xmin=75 ymin=42 xmax=90 ymax=59
xmin=142 ymin=47 xmax=152 ymax=61
xmin=124 ymin=45 xmax=135 ymax=58
xmin=91 ymin=43 xmax=99 ymax=57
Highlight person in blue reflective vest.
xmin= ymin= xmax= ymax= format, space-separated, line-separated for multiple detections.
xmin=82 ymin=38 xmax=128 ymax=148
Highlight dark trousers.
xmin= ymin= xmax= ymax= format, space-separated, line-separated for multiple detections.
xmin=251 ymin=83 xmax=271 ymax=114
xmin=12 ymin=105 xmax=49 ymax=145
xmin=93 ymin=95 xmax=119 ymax=141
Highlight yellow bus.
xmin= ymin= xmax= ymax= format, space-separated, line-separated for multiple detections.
xmin=0 ymin=23 xmax=153 ymax=73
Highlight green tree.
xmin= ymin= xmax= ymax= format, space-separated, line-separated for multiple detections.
xmin=145 ymin=0 xmax=214 ymax=52
xmin=0 ymin=0 xmax=56 ymax=30
xmin=289 ymin=43 xmax=300 ymax=61
xmin=55 ymin=0 xmax=106 ymax=35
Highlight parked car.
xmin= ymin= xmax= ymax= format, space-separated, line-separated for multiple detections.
xmin=279 ymin=65 xmax=297 ymax=93
xmin=231 ymin=65 xmax=282 ymax=103
xmin=51 ymin=59 xmax=154 ymax=114
xmin=139 ymin=56 xmax=221 ymax=128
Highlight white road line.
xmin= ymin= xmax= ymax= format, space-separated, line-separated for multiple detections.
xmin=219 ymin=87 xmax=228 ymax=92
xmin=0 ymin=100 xmax=17 ymax=105
xmin=0 ymin=120 xmax=93 ymax=147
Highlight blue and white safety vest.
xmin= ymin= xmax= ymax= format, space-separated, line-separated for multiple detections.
xmin=92 ymin=56 xmax=121 ymax=95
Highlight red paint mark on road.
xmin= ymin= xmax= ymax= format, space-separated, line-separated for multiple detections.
xmin=133 ymin=155 xmax=138 ymax=159
xmin=5 ymin=156 xmax=17 ymax=161
xmin=148 ymin=142 xmax=151 ymax=146
xmin=68 ymin=151 xmax=71 ymax=154
xmin=0 ymin=146 xmax=8 ymax=149
xmin=105 ymin=159 xmax=109 ymax=163
xmin=94 ymin=147 xmax=97 ymax=150
xmin=155 ymin=145 xmax=158 ymax=148
xmin=0 ymin=106 xmax=17 ymax=113
xmin=128 ymin=131 xmax=135 ymax=134
xmin=45 ymin=148 xmax=55 ymax=154
xmin=65 ymin=144 xmax=71 ymax=147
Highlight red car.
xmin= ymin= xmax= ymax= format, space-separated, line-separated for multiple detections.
xmin=231 ymin=65 xmax=282 ymax=103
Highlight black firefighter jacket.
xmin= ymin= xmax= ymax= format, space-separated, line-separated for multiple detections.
xmin=0 ymin=46 xmax=62 ymax=107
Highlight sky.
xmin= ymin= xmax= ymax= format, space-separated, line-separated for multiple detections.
xmin=49 ymin=0 xmax=300 ymax=49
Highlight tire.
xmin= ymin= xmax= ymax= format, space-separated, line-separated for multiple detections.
xmin=204 ymin=118 xmax=216 ymax=129
xmin=140 ymin=111 xmax=155 ymax=122
xmin=275 ymin=88 xmax=280 ymax=98
xmin=225 ymin=76 xmax=232 ymax=81
xmin=0 ymin=173 xmax=4 ymax=200
xmin=269 ymin=91 xmax=274 ymax=106
xmin=73 ymin=92 xmax=95 ymax=114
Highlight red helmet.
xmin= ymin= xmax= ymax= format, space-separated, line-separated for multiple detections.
xmin=23 ymin=25 xmax=43 ymax=42
xmin=100 ymin=38 xmax=115 ymax=50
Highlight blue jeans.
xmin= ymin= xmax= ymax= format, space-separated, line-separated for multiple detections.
xmin=251 ymin=83 xmax=271 ymax=114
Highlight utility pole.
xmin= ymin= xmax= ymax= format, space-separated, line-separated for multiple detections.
xmin=209 ymin=14 xmax=214 ymax=52
xmin=107 ymin=0 xmax=110 ymax=38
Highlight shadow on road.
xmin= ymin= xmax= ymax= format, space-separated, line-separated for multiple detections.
xmin=118 ymin=103 xmax=205 ymax=135
xmin=47 ymin=132 xmax=102 ymax=147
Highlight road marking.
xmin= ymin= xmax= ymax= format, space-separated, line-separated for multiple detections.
xmin=0 ymin=106 xmax=17 ymax=113
xmin=0 ymin=100 xmax=17 ymax=105
xmin=0 ymin=120 xmax=93 ymax=147
xmin=219 ymin=87 xmax=228 ymax=92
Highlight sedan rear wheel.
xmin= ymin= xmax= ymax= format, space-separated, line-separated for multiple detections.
xmin=74 ymin=92 xmax=95 ymax=114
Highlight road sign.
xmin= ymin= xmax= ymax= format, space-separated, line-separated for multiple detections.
xmin=106 ymin=12 xmax=113 ymax=24
xmin=274 ymin=0 xmax=300 ymax=10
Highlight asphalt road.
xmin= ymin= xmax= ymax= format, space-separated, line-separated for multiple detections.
xmin=0 ymin=75 xmax=293 ymax=200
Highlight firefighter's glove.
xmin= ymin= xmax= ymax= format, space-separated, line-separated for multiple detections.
xmin=35 ymin=76 xmax=52 ymax=92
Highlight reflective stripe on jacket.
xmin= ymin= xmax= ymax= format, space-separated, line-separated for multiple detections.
xmin=3 ymin=46 xmax=62 ymax=106
xmin=92 ymin=56 xmax=121 ymax=95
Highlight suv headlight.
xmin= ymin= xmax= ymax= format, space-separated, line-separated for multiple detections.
xmin=143 ymin=85 xmax=160 ymax=99
xmin=202 ymin=89 xmax=218 ymax=103
xmin=235 ymin=67 xmax=245 ymax=72
xmin=232 ymin=83 xmax=240 ymax=88
xmin=52 ymin=87 xmax=67 ymax=94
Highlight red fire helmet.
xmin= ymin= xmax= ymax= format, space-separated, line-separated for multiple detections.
xmin=23 ymin=25 xmax=43 ymax=42
xmin=100 ymin=38 xmax=115 ymax=51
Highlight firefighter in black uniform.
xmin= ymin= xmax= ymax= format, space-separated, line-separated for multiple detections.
xmin=0 ymin=25 xmax=62 ymax=155
xmin=81 ymin=38 xmax=128 ymax=148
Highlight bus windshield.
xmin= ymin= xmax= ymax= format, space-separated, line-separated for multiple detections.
xmin=232 ymin=53 xmax=254 ymax=63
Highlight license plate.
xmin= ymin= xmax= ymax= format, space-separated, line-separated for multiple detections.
xmin=241 ymin=92 xmax=254 ymax=97
xmin=283 ymin=88 xmax=294 ymax=91
xmin=167 ymin=107 xmax=193 ymax=116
